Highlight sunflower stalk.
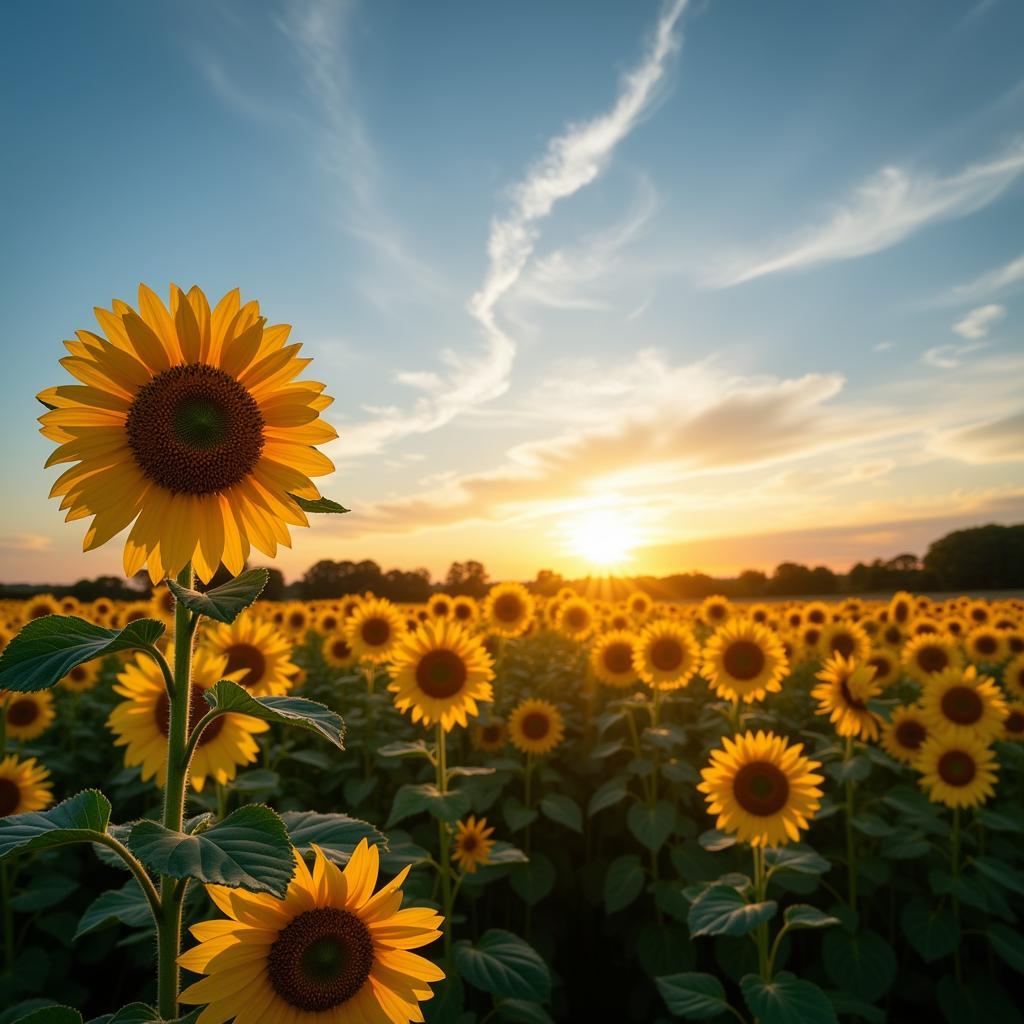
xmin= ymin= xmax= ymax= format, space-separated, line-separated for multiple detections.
xmin=435 ymin=722 xmax=454 ymax=968
xmin=843 ymin=735 xmax=857 ymax=911
xmin=951 ymin=806 xmax=961 ymax=983
xmin=753 ymin=845 xmax=770 ymax=981
xmin=156 ymin=562 xmax=197 ymax=1019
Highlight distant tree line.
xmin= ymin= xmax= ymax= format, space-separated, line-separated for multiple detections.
xmin=1 ymin=524 xmax=1021 ymax=602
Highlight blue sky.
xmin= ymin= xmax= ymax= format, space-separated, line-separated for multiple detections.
xmin=2 ymin=0 xmax=1023 ymax=583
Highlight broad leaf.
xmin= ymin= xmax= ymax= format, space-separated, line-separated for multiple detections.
xmin=9 ymin=871 xmax=77 ymax=912
xmin=604 ymin=854 xmax=645 ymax=914
xmin=10 ymin=1010 xmax=83 ymax=1024
xmin=495 ymin=1001 xmax=554 ymax=1024
xmin=588 ymin=778 xmax=629 ymax=816
xmin=973 ymin=855 xmax=1024 ymax=895
xmin=290 ymin=494 xmax=350 ymax=514
xmin=699 ymin=829 xmax=737 ymax=852
xmin=0 ymin=790 xmax=111 ymax=862
xmin=204 ymin=680 xmax=345 ymax=750
xmin=0 ymin=617 xmax=164 ymax=692
xmin=509 ymin=853 xmax=556 ymax=905
xmin=627 ymin=800 xmax=676 ymax=853
xmin=539 ymin=794 xmax=582 ymax=834
xmin=454 ymin=929 xmax=551 ymax=1002
xmin=166 ymin=569 xmax=268 ymax=624
xmin=280 ymin=811 xmax=386 ymax=865
xmin=783 ymin=904 xmax=841 ymax=931
xmin=75 ymin=879 xmax=153 ymax=940
xmin=128 ymin=805 xmax=294 ymax=897
xmin=503 ymin=797 xmax=539 ymax=833
xmin=899 ymin=899 xmax=959 ymax=962
xmin=688 ymin=885 xmax=776 ymax=938
xmin=377 ymin=740 xmax=433 ymax=760
xmin=656 ymin=972 xmax=731 ymax=1020
xmin=764 ymin=845 xmax=829 ymax=876
xmin=822 ymin=928 xmax=896 ymax=1003
xmin=741 ymin=972 xmax=838 ymax=1024
xmin=989 ymin=923 xmax=1024 ymax=973
xmin=387 ymin=784 xmax=470 ymax=827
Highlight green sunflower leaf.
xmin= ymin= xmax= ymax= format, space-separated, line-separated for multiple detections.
xmin=687 ymin=885 xmax=777 ymax=938
xmin=509 ymin=852 xmax=556 ymax=905
xmin=290 ymin=494 xmax=350 ymax=514
xmin=165 ymin=568 xmax=268 ymax=624
xmin=604 ymin=854 xmax=646 ymax=914
xmin=376 ymin=740 xmax=433 ymax=760
xmin=899 ymin=898 xmax=959 ymax=962
xmin=0 ymin=616 xmax=164 ymax=692
xmin=764 ymin=844 xmax=830 ymax=876
xmin=822 ymin=928 xmax=896 ymax=1003
xmin=495 ymin=1001 xmax=554 ymax=1024
xmin=454 ymin=929 xmax=551 ymax=1002
xmin=740 ymin=972 xmax=838 ymax=1024
xmin=386 ymin=783 xmax=470 ymax=827
xmin=127 ymin=804 xmax=294 ymax=897
xmin=783 ymin=904 xmax=842 ymax=931
xmin=74 ymin=879 xmax=153 ymax=941
xmin=203 ymin=680 xmax=345 ymax=750
xmin=279 ymin=810 xmax=387 ymax=865
xmin=627 ymin=800 xmax=677 ymax=852
xmin=656 ymin=972 xmax=731 ymax=1020
xmin=10 ymin=1008 xmax=83 ymax=1024
xmin=989 ymin=922 xmax=1024 ymax=973
xmin=0 ymin=790 xmax=111 ymax=862
xmin=539 ymin=793 xmax=583 ymax=833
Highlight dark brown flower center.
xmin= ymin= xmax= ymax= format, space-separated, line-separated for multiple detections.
xmin=915 ymin=644 xmax=948 ymax=674
xmin=481 ymin=724 xmax=502 ymax=742
xmin=330 ymin=639 xmax=352 ymax=661
xmin=0 ymin=778 xmax=20 ymax=817
xmin=461 ymin=834 xmax=479 ymax=852
xmin=602 ymin=642 xmax=634 ymax=675
xmin=454 ymin=603 xmax=473 ymax=621
xmin=7 ymin=699 xmax=40 ymax=727
xmin=974 ymin=635 xmax=997 ymax=656
xmin=733 ymin=761 xmax=790 ymax=816
xmin=707 ymin=603 xmax=727 ymax=621
xmin=969 ymin=607 xmax=987 ymax=623
xmin=432 ymin=600 xmax=450 ymax=617
xmin=839 ymin=678 xmax=866 ymax=711
xmin=893 ymin=601 xmax=910 ymax=624
xmin=288 ymin=611 xmax=307 ymax=631
xmin=883 ymin=626 xmax=901 ymax=645
xmin=154 ymin=685 xmax=225 ymax=745
xmin=895 ymin=719 xmax=926 ymax=750
xmin=520 ymin=711 xmax=551 ymax=740
xmin=492 ymin=593 xmax=523 ymax=623
xmin=867 ymin=655 xmax=891 ymax=678
xmin=125 ymin=364 xmax=264 ymax=495
xmin=941 ymin=686 xmax=983 ymax=725
xmin=829 ymin=632 xmax=855 ymax=659
xmin=723 ymin=640 xmax=765 ymax=681
xmin=224 ymin=643 xmax=267 ymax=687
xmin=320 ymin=614 xmax=339 ymax=632
xmin=28 ymin=602 xmax=52 ymax=619
xmin=937 ymin=750 xmax=976 ymax=787
xmin=360 ymin=617 xmax=391 ymax=647
xmin=564 ymin=607 xmax=588 ymax=631
xmin=268 ymin=907 xmax=375 ymax=1011
xmin=808 ymin=609 xmax=826 ymax=625
xmin=803 ymin=627 xmax=821 ymax=647
xmin=650 ymin=637 xmax=684 ymax=672
xmin=415 ymin=649 xmax=467 ymax=699
xmin=1004 ymin=710 xmax=1024 ymax=734
xmin=69 ymin=666 xmax=88 ymax=683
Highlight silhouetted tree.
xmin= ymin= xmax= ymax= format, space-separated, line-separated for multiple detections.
xmin=444 ymin=561 xmax=490 ymax=597
xmin=924 ymin=524 xmax=1024 ymax=590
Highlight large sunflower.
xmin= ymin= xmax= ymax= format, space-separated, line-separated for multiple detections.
xmin=811 ymin=654 xmax=883 ymax=741
xmin=902 ymin=632 xmax=962 ymax=685
xmin=451 ymin=815 xmax=496 ymax=874
xmin=819 ymin=621 xmax=871 ymax=663
xmin=0 ymin=754 xmax=53 ymax=818
xmin=345 ymin=598 xmax=406 ymax=664
xmin=965 ymin=626 xmax=1008 ymax=665
xmin=322 ymin=634 xmax=357 ymax=671
xmin=387 ymin=620 xmax=494 ymax=732
xmin=915 ymin=733 xmax=998 ymax=810
xmin=508 ymin=699 xmax=565 ymax=756
xmin=697 ymin=730 xmax=824 ymax=847
xmin=880 ymin=705 xmax=929 ymax=764
xmin=699 ymin=595 xmax=733 ymax=629
xmin=590 ymin=630 xmax=639 ymax=688
xmin=482 ymin=582 xmax=535 ymax=639
xmin=702 ymin=620 xmax=788 ymax=704
xmin=919 ymin=665 xmax=1007 ymax=744
xmin=3 ymin=690 xmax=56 ymax=741
xmin=426 ymin=593 xmax=453 ymax=619
xmin=108 ymin=648 xmax=268 ymax=792
xmin=38 ymin=284 xmax=337 ymax=584
xmin=179 ymin=841 xmax=444 ymax=1024
xmin=632 ymin=621 xmax=700 ymax=690
xmin=864 ymin=646 xmax=901 ymax=689
xmin=555 ymin=597 xmax=596 ymax=642
xmin=202 ymin=613 xmax=298 ymax=697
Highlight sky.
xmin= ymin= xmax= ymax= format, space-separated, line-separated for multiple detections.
xmin=1 ymin=0 xmax=1023 ymax=585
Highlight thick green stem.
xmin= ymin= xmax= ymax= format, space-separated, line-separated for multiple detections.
xmin=951 ymin=807 xmax=961 ymax=983
xmin=157 ymin=564 xmax=195 ymax=1019
xmin=753 ymin=845 xmax=770 ymax=980
xmin=844 ymin=735 xmax=857 ymax=912
xmin=363 ymin=663 xmax=376 ymax=780
xmin=1 ymin=862 xmax=13 ymax=974
xmin=436 ymin=723 xmax=453 ymax=967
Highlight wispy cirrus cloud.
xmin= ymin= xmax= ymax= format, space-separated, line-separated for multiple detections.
xmin=340 ymin=0 xmax=689 ymax=458
xmin=708 ymin=139 xmax=1024 ymax=287
xmin=952 ymin=303 xmax=1006 ymax=339
xmin=946 ymin=252 xmax=1024 ymax=304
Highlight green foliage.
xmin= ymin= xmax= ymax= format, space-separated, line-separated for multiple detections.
xmin=0 ymin=791 xmax=110 ymax=861
xmin=454 ymin=929 xmax=551 ymax=1002
xmin=687 ymin=885 xmax=777 ymax=938
xmin=165 ymin=569 xmax=268 ymax=623
xmin=740 ymin=973 xmax=838 ymax=1024
xmin=290 ymin=494 xmax=351 ymax=514
xmin=656 ymin=972 xmax=731 ymax=1019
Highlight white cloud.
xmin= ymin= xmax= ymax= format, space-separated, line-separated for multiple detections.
xmin=922 ymin=342 xmax=987 ymax=369
xmin=709 ymin=139 xmax=1024 ymax=287
xmin=872 ymin=341 xmax=893 ymax=352
xmin=932 ymin=410 xmax=1024 ymax=463
xmin=947 ymin=253 xmax=1024 ymax=304
xmin=340 ymin=0 xmax=688 ymax=459
xmin=0 ymin=534 xmax=53 ymax=553
xmin=951 ymin=303 xmax=1007 ymax=340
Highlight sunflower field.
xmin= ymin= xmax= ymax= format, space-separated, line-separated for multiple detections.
xmin=0 ymin=287 xmax=1023 ymax=1024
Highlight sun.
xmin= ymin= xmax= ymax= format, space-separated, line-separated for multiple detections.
xmin=570 ymin=508 xmax=640 ymax=567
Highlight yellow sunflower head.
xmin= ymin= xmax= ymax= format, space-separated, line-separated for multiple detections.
xmin=915 ymin=733 xmax=998 ymax=809
xmin=632 ymin=621 xmax=700 ymax=691
xmin=38 ymin=284 xmax=337 ymax=584
xmin=202 ymin=612 xmax=298 ymax=697
xmin=880 ymin=705 xmax=929 ymax=763
xmin=3 ymin=690 xmax=56 ymax=741
xmin=472 ymin=718 xmax=507 ymax=753
xmin=450 ymin=596 xmax=479 ymax=626
xmin=819 ymin=621 xmax=871 ymax=663
xmin=803 ymin=601 xmax=829 ymax=626
xmin=919 ymin=664 xmax=1008 ymax=745
xmin=590 ymin=630 xmax=639 ymax=688
xmin=21 ymin=594 xmax=61 ymax=622
xmin=1004 ymin=654 xmax=1024 ymax=699
xmin=702 ymin=619 xmax=789 ymax=704
xmin=888 ymin=591 xmax=916 ymax=627
xmin=322 ymin=633 xmax=357 ymax=670
xmin=427 ymin=593 xmax=453 ymax=619
xmin=483 ymin=582 xmax=535 ymax=639
xmin=387 ymin=620 xmax=494 ymax=732
xmin=965 ymin=626 xmax=1008 ymax=665
xmin=0 ymin=754 xmax=53 ymax=818
xmin=902 ymin=632 xmax=962 ymax=685
xmin=451 ymin=815 xmax=496 ymax=874
xmin=179 ymin=841 xmax=444 ymax=1022
xmin=811 ymin=654 xmax=883 ymax=741
xmin=555 ymin=597 xmax=596 ymax=641
xmin=697 ymin=730 xmax=824 ymax=847
xmin=864 ymin=646 xmax=901 ymax=689
xmin=699 ymin=595 xmax=733 ymax=629
xmin=315 ymin=608 xmax=342 ymax=635
xmin=965 ymin=599 xmax=991 ymax=627
xmin=61 ymin=660 xmax=101 ymax=693
xmin=508 ymin=699 xmax=565 ymax=756
xmin=108 ymin=648 xmax=268 ymax=792
xmin=345 ymin=597 xmax=406 ymax=664
xmin=625 ymin=590 xmax=654 ymax=621
xmin=1002 ymin=701 xmax=1024 ymax=742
